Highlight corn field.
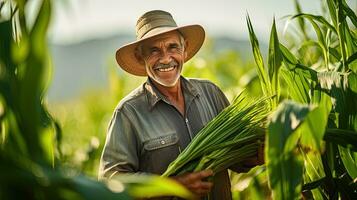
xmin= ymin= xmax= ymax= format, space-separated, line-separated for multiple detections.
xmin=245 ymin=0 xmax=357 ymax=198
xmin=0 ymin=0 xmax=356 ymax=199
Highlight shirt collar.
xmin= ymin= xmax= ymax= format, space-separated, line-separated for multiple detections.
xmin=145 ymin=76 xmax=200 ymax=111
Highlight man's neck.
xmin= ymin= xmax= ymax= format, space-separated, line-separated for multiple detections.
xmin=152 ymin=79 xmax=182 ymax=102
xmin=151 ymin=78 xmax=185 ymax=115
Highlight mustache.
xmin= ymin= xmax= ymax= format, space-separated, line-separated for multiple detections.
xmin=153 ymin=60 xmax=178 ymax=70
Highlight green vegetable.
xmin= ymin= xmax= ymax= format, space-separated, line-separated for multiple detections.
xmin=162 ymin=91 xmax=270 ymax=176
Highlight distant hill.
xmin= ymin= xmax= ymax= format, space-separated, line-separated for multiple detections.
xmin=48 ymin=33 xmax=267 ymax=101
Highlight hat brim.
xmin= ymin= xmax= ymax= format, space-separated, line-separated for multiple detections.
xmin=115 ymin=24 xmax=205 ymax=76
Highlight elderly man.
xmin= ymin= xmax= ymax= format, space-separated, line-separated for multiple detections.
xmin=99 ymin=10 xmax=262 ymax=199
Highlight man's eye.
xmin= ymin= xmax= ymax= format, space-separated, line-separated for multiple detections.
xmin=169 ymin=44 xmax=179 ymax=49
xmin=150 ymin=48 xmax=160 ymax=54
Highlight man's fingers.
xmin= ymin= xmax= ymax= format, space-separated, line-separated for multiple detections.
xmin=199 ymin=181 xmax=213 ymax=190
xmin=173 ymin=170 xmax=213 ymax=184
xmin=191 ymin=182 xmax=213 ymax=197
xmin=172 ymin=170 xmax=214 ymax=197
xmin=190 ymin=180 xmax=213 ymax=189
xmin=193 ymin=169 xmax=214 ymax=180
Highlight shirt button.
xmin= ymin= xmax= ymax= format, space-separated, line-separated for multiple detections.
xmin=161 ymin=140 xmax=165 ymax=145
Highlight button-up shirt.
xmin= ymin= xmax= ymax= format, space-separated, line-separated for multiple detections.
xmin=99 ymin=76 xmax=232 ymax=199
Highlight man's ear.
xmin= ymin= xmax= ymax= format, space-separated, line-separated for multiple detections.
xmin=135 ymin=48 xmax=145 ymax=65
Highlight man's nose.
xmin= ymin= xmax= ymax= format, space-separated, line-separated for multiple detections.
xmin=159 ymin=50 xmax=172 ymax=64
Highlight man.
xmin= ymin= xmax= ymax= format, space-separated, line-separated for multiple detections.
xmin=99 ymin=10 xmax=263 ymax=199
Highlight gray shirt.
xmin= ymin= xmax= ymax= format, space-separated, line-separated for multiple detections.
xmin=99 ymin=76 xmax=232 ymax=199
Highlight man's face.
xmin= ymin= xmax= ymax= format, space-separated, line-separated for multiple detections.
xmin=138 ymin=31 xmax=187 ymax=88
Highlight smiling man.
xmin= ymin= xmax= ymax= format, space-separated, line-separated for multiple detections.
xmin=99 ymin=10 xmax=262 ymax=199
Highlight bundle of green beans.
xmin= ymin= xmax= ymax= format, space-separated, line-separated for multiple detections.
xmin=162 ymin=91 xmax=270 ymax=177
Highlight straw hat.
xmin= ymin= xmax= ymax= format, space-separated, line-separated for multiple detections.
xmin=115 ymin=10 xmax=205 ymax=76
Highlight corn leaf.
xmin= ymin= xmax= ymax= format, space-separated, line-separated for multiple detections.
xmin=280 ymin=67 xmax=312 ymax=103
xmin=279 ymin=44 xmax=299 ymax=70
xmin=248 ymin=177 xmax=265 ymax=200
xmin=289 ymin=13 xmax=339 ymax=68
xmin=112 ymin=174 xmax=194 ymax=199
xmin=70 ymin=175 xmax=132 ymax=200
xmin=293 ymin=0 xmax=308 ymax=40
xmin=302 ymin=177 xmax=326 ymax=199
xmin=280 ymin=44 xmax=317 ymax=103
xmin=0 ymin=20 xmax=13 ymax=99
xmin=0 ymin=154 xmax=132 ymax=200
xmin=279 ymin=44 xmax=313 ymax=102
xmin=300 ymin=149 xmax=325 ymax=184
xmin=268 ymin=18 xmax=283 ymax=108
xmin=324 ymin=129 xmax=357 ymax=151
xmin=306 ymin=19 xmax=328 ymax=66
xmin=342 ymin=1 xmax=357 ymax=28
xmin=348 ymin=71 xmax=357 ymax=93
xmin=329 ymin=47 xmax=341 ymax=61
xmin=246 ymin=14 xmax=271 ymax=97
xmin=338 ymin=146 xmax=357 ymax=179
xmin=299 ymin=92 xmax=332 ymax=151
xmin=267 ymin=100 xmax=314 ymax=200
xmin=17 ymin=0 xmax=54 ymax=164
xmin=317 ymin=71 xmax=348 ymax=113
xmin=326 ymin=0 xmax=337 ymax=27
xmin=336 ymin=0 xmax=349 ymax=72
xmin=342 ymin=23 xmax=357 ymax=72
xmin=289 ymin=13 xmax=337 ymax=34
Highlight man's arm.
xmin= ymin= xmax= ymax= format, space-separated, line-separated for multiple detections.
xmin=99 ymin=108 xmax=139 ymax=179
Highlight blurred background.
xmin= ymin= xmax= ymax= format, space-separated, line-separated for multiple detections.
xmin=47 ymin=0 xmax=333 ymax=102
xmin=36 ymin=0 xmax=356 ymax=198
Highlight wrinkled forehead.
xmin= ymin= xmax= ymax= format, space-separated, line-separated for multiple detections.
xmin=139 ymin=31 xmax=183 ymax=48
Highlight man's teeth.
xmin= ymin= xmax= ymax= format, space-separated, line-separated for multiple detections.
xmin=158 ymin=66 xmax=175 ymax=72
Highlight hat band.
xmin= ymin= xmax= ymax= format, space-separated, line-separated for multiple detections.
xmin=136 ymin=18 xmax=177 ymax=39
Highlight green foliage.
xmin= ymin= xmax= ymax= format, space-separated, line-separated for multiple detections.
xmin=247 ymin=15 xmax=283 ymax=110
xmin=268 ymin=19 xmax=283 ymax=108
xmin=267 ymin=101 xmax=310 ymax=200
xmin=3 ymin=0 xmax=355 ymax=199
xmin=1 ymin=0 xmax=54 ymax=166
xmin=231 ymin=167 xmax=269 ymax=200
xmin=0 ymin=0 xmax=132 ymax=198
xmin=183 ymin=40 xmax=261 ymax=99
xmin=0 ymin=0 xmax=193 ymax=199
xmin=246 ymin=15 xmax=272 ymax=100
xmin=111 ymin=174 xmax=195 ymax=199
xmin=245 ymin=0 xmax=357 ymax=199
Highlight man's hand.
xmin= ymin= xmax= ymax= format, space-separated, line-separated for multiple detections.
xmin=172 ymin=170 xmax=214 ymax=197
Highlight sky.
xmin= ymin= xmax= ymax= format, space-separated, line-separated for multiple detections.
xmin=47 ymin=0 xmax=350 ymax=44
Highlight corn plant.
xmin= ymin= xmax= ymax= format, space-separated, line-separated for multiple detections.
xmin=246 ymin=0 xmax=357 ymax=199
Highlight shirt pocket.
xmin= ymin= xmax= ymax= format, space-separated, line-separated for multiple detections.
xmin=142 ymin=133 xmax=180 ymax=174
xmin=144 ymin=133 xmax=179 ymax=150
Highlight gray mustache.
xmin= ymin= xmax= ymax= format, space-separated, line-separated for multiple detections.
xmin=154 ymin=61 xmax=178 ymax=70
